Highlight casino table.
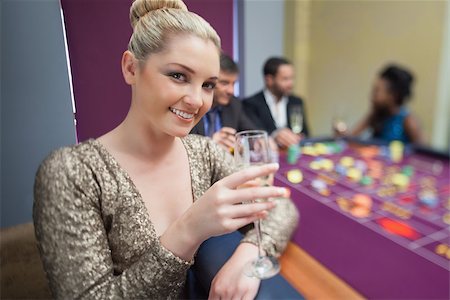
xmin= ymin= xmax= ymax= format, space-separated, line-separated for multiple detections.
xmin=275 ymin=137 xmax=449 ymax=299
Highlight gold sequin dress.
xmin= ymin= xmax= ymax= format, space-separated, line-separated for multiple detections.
xmin=33 ymin=134 xmax=299 ymax=299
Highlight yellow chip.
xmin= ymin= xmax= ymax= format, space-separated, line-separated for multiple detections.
xmin=314 ymin=143 xmax=328 ymax=155
xmin=443 ymin=213 xmax=450 ymax=225
xmin=347 ymin=168 xmax=362 ymax=181
xmin=392 ymin=173 xmax=409 ymax=187
xmin=436 ymin=244 xmax=448 ymax=255
xmin=322 ymin=159 xmax=334 ymax=172
xmin=310 ymin=161 xmax=322 ymax=170
xmin=340 ymin=156 xmax=354 ymax=168
xmin=337 ymin=198 xmax=350 ymax=211
xmin=302 ymin=146 xmax=317 ymax=156
xmin=287 ymin=169 xmax=303 ymax=184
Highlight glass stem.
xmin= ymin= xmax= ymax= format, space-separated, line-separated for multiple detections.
xmin=254 ymin=219 xmax=264 ymax=258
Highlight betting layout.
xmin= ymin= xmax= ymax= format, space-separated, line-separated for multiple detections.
xmin=280 ymin=140 xmax=450 ymax=271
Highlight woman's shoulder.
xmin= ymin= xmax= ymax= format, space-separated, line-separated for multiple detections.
xmin=182 ymin=134 xmax=216 ymax=153
xmin=183 ymin=133 xmax=233 ymax=164
xmin=36 ymin=139 xmax=100 ymax=181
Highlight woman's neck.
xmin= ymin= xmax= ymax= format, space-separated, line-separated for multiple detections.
xmin=388 ymin=105 xmax=401 ymax=116
xmin=105 ymin=110 xmax=178 ymax=162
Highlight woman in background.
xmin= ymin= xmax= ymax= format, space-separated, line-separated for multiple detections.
xmin=33 ymin=0 xmax=298 ymax=299
xmin=349 ymin=64 xmax=423 ymax=144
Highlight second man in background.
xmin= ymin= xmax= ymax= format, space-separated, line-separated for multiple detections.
xmin=243 ymin=57 xmax=309 ymax=148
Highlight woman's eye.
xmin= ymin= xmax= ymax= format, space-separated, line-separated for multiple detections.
xmin=203 ymin=82 xmax=216 ymax=90
xmin=169 ymin=72 xmax=186 ymax=82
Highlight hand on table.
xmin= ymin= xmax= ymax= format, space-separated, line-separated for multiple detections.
xmin=274 ymin=128 xmax=301 ymax=149
xmin=209 ymin=243 xmax=261 ymax=300
xmin=212 ymin=127 xmax=236 ymax=151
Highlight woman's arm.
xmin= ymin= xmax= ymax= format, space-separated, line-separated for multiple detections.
xmin=34 ymin=149 xmax=191 ymax=299
xmin=404 ymin=114 xmax=424 ymax=145
xmin=207 ymin=138 xmax=299 ymax=298
xmin=350 ymin=114 xmax=370 ymax=137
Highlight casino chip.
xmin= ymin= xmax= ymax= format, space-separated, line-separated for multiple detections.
xmin=402 ymin=165 xmax=414 ymax=177
xmin=337 ymin=193 xmax=372 ymax=218
xmin=287 ymin=169 xmax=303 ymax=184
xmin=418 ymin=189 xmax=439 ymax=208
xmin=347 ymin=168 xmax=362 ymax=182
xmin=335 ymin=164 xmax=347 ymax=176
xmin=311 ymin=178 xmax=330 ymax=196
xmin=360 ymin=176 xmax=373 ymax=186
xmin=392 ymin=173 xmax=410 ymax=188
xmin=322 ymin=159 xmax=334 ymax=172
xmin=340 ymin=156 xmax=354 ymax=168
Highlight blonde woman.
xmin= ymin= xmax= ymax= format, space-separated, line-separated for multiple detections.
xmin=33 ymin=0 xmax=298 ymax=299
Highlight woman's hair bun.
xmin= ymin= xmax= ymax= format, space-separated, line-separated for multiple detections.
xmin=130 ymin=0 xmax=188 ymax=29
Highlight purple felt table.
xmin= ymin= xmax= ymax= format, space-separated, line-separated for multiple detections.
xmin=275 ymin=141 xmax=449 ymax=299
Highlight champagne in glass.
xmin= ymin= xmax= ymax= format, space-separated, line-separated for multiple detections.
xmin=332 ymin=109 xmax=348 ymax=136
xmin=234 ymin=130 xmax=280 ymax=279
xmin=289 ymin=105 xmax=303 ymax=134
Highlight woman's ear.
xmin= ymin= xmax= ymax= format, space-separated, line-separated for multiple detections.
xmin=122 ymin=51 xmax=138 ymax=85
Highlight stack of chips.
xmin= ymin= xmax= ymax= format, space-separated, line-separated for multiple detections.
xmin=287 ymin=144 xmax=300 ymax=165
xmin=389 ymin=140 xmax=404 ymax=163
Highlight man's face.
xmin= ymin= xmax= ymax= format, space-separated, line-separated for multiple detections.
xmin=214 ymin=71 xmax=238 ymax=106
xmin=267 ymin=64 xmax=294 ymax=98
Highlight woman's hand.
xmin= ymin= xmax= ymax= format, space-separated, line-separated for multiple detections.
xmin=186 ymin=163 xmax=287 ymax=240
xmin=160 ymin=163 xmax=288 ymax=261
xmin=209 ymin=243 xmax=261 ymax=300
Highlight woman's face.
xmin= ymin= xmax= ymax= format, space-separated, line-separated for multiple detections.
xmin=123 ymin=34 xmax=219 ymax=137
xmin=371 ymin=78 xmax=394 ymax=109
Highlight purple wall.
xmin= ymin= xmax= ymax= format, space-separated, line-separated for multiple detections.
xmin=61 ymin=0 xmax=234 ymax=142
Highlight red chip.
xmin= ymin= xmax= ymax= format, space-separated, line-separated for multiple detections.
xmin=377 ymin=218 xmax=420 ymax=240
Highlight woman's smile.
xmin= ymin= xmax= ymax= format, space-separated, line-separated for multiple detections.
xmin=169 ymin=107 xmax=196 ymax=121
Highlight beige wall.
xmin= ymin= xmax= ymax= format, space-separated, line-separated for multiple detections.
xmin=285 ymin=0 xmax=447 ymax=148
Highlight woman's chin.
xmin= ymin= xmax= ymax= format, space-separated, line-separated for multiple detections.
xmin=168 ymin=127 xmax=192 ymax=138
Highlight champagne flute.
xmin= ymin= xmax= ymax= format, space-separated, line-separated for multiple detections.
xmin=234 ymin=130 xmax=280 ymax=279
xmin=332 ymin=109 xmax=348 ymax=136
xmin=289 ymin=105 xmax=303 ymax=135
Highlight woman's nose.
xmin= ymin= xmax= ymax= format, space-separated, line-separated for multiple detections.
xmin=183 ymin=86 xmax=203 ymax=109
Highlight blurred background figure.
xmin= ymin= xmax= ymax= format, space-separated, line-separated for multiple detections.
xmin=243 ymin=57 xmax=309 ymax=149
xmin=191 ymin=53 xmax=256 ymax=150
xmin=344 ymin=64 xmax=423 ymax=144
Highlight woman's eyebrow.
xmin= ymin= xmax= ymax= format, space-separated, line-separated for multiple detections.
xmin=167 ymin=63 xmax=218 ymax=80
xmin=167 ymin=63 xmax=195 ymax=74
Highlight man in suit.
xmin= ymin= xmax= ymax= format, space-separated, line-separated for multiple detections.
xmin=191 ymin=54 xmax=256 ymax=150
xmin=243 ymin=57 xmax=309 ymax=148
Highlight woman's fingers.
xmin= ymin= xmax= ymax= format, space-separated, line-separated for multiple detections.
xmin=230 ymin=186 xmax=288 ymax=205
xmin=220 ymin=163 xmax=279 ymax=189
xmin=226 ymin=214 xmax=264 ymax=232
xmin=222 ymin=136 xmax=235 ymax=149
xmin=228 ymin=201 xmax=276 ymax=219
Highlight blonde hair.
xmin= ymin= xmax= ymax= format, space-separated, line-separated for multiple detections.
xmin=128 ymin=0 xmax=221 ymax=61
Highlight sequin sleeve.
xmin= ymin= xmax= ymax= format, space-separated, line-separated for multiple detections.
xmin=240 ymin=197 xmax=299 ymax=257
xmin=204 ymin=139 xmax=299 ymax=257
xmin=33 ymin=148 xmax=192 ymax=299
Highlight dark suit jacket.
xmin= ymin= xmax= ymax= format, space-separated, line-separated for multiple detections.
xmin=242 ymin=91 xmax=309 ymax=137
xmin=191 ymin=97 xmax=257 ymax=135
